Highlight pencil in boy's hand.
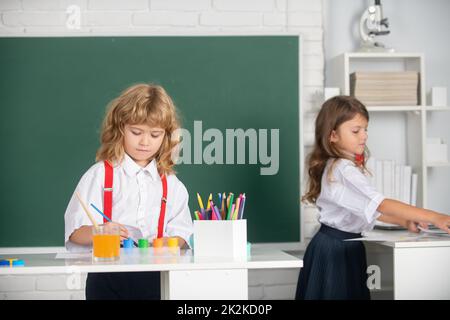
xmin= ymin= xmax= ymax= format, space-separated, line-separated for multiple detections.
xmin=90 ymin=203 xmax=112 ymax=222
xmin=90 ymin=203 xmax=138 ymax=247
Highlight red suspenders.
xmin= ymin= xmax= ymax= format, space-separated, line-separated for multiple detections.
xmin=158 ymin=174 xmax=168 ymax=239
xmin=103 ymin=161 xmax=168 ymax=238
xmin=103 ymin=161 xmax=113 ymax=222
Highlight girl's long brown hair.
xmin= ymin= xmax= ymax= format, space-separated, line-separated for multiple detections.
xmin=96 ymin=83 xmax=181 ymax=176
xmin=302 ymin=95 xmax=370 ymax=204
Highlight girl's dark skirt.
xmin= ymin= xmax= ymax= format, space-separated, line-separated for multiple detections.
xmin=86 ymin=271 xmax=161 ymax=300
xmin=295 ymin=224 xmax=370 ymax=300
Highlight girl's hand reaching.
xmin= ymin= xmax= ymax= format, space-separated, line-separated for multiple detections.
xmin=430 ymin=214 xmax=450 ymax=234
xmin=406 ymin=220 xmax=428 ymax=233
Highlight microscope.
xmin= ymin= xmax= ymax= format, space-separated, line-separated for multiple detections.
xmin=358 ymin=0 xmax=394 ymax=52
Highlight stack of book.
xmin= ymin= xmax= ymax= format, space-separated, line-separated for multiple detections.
xmin=350 ymin=71 xmax=419 ymax=106
xmin=366 ymin=157 xmax=418 ymax=206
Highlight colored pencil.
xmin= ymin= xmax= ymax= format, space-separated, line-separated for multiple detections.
xmin=226 ymin=193 xmax=234 ymax=220
xmin=233 ymin=195 xmax=242 ymax=220
xmin=197 ymin=193 xmax=205 ymax=210
xmin=206 ymin=193 xmax=212 ymax=210
xmin=214 ymin=205 xmax=222 ymax=220
xmin=238 ymin=193 xmax=246 ymax=219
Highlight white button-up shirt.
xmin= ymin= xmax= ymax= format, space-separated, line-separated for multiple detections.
xmin=64 ymin=154 xmax=193 ymax=252
xmin=316 ymin=158 xmax=384 ymax=234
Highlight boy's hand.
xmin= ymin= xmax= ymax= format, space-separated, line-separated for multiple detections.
xmin=101 ymin=222 xmax=129 ymax=241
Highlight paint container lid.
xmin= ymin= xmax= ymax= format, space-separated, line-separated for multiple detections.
xmin=167 ymin=237 xmax=179 ymax=248
xmin=123 ymin=238 xmax=134 ymax=248
xmin=138 ymin=238 xmax=149 ymax=248
xmin=153 ymin=238 xmax=164 ymax=248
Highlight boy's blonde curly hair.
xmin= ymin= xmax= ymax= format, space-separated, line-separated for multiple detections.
xmin=96 ymin=83 xmax=181 ymax=175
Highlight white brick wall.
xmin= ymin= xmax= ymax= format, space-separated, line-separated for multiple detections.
xmin=288 ymin=0 xmax=322 ymax=12
xmin=133 ymin=12 xmax=198 ymax=26
xmin=0 ymin=0 xmax=22 ymax=11
xmin=21 ymin=0 xmax=89 ymax=11
xmin=0 ymin=269 xmax=300 ymax=300
xmin=0 ymin=275 xmax=36 ymax=292
xmin=249 ymin=268 xmax=300 ymax=299
xmin=151 ymin=0 xmax=211 ymax=12
xmin=0 ymin=273 xmax=86 ymax=300
xmin=0 ymin=0 xmax=323 ymax=300
xmin=213 ymin=0 xmax=275 ymax=12
xmin=88 ymin=0 xmax=149 ymax=11
xmin=200 ymin=12 xmax=261 ymax=26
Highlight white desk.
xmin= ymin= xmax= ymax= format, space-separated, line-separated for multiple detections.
xmin=0 ymin=247 xmax=302 ymax=300
xmin=364 ymin=231 xmax=450 ymax=300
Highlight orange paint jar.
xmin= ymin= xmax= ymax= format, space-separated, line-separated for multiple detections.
xmin=92 ymin=225 xmax=120 ymax=261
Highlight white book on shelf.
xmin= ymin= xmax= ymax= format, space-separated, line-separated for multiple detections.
xmin=383 ymin=160 xmax=393 ymax=198
xmin=395 ymin=164 xmax=402 ymax=202
xmin=402 ymin=166 xmax=412 ymax=204
xmin=366 ymin=157 xmax=376 ymax=188
xmin=376 ymin=160 xmax=383 ymax=194
xmin=391 ymin=161 xmax=396 ymax=197
xmin=411 ymin=173 xmax=418 ymax=206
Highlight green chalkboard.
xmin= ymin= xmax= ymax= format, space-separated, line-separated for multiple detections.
xmin=0 ymin=36 xmax=300 ymax=247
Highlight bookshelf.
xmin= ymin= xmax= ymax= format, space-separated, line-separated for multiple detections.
xmin=329 ymin=52 xmax=450 ymax=209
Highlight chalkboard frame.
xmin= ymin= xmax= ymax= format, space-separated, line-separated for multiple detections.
xmin=0 ymin=33 xmax=304 ymax=248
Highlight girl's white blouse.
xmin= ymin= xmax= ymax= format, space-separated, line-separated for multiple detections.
xmin=316 ymin=158 xmax=385 ymax=234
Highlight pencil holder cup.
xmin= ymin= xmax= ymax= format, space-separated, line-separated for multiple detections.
xmin=193 ymin=219 xmax=247 ymax=258
xmin=92 ymin=225 xmax=120 ymax=262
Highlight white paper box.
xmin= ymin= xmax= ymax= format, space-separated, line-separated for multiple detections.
xmin=431 ymin=87 xmax=447 ymax=107
xmin=426 ymin=143 xmax=448 ymax=163
xmin=194 ymin=220 xmax=247 ymax=258
xmin=427 ymin=137 xmax=441 ymax=145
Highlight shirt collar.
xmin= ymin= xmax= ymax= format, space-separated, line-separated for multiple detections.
xmin=122 ymin=153 xmax=160 ymax=181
